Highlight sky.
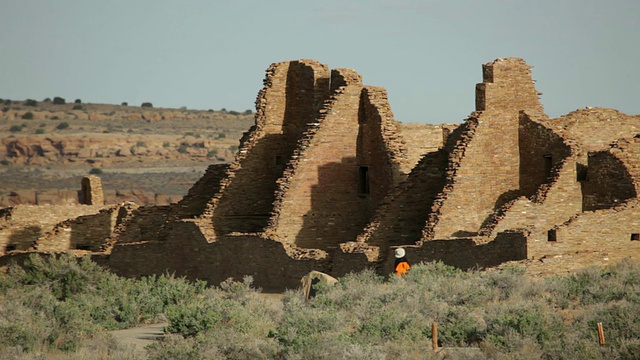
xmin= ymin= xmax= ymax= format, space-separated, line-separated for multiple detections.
xmin=0 ymin=0 xmax=638 ymax=124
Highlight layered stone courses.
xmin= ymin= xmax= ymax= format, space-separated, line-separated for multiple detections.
xmin=3 ymin=57 xmax=640 ymax=291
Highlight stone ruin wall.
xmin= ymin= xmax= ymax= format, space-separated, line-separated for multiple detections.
xmin=80 ymin=175 xmax=104 ymax=205
xmin=0 ymin=204 xmax=106 ymax=255
xmin=268 ymin=69 xmax=368 ymax=250
xmin=356 ymin=86 xmax=408 ymax=212
xmin=34 ymin=207 xmax=120 ymax=253
xmin=546 ymin=200 xmax=640 ymax=264
xmin=426 ymin=58 xmax=544 ymax=239
xmin=582 ymin=141 xmax=640 ymax=211
xmin=209 ymin=60 xmax=330 ymax=236
xmin=398 ymin=123 xmax=451 ymax=174
xmin=485 ymin=112 xmax=582 ymax=239
xmin=4 ymin=57 xmax=640 ymax=290
xmin=552 ymin=108 xmax=640 ymax=152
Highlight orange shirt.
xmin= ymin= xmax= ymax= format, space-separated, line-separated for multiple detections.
xmin=395 ymin=261 xmax=410 ymax=277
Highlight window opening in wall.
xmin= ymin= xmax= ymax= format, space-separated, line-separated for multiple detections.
xmin=359 ymin=166 xmax=370 ymax=195
xmin=631 ymin=233 xmax=640 ymax=241
xmin=547 ymin=229 xmax=557 ymax=242
xmin=275 ymin=155 xmax=283 ymax=166
xmin=5 ymin=244 xmax=16 ymax=252
xmin=576 ymin=163 xmax=588 ymax=182
xmin=75 ymin=244 xmax=91 ymax=251
xmin=543 ymin=154 xmax=553 ymax=180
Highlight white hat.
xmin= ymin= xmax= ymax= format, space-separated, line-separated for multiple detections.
xmin=394 ymin=248 xmax=406 ymax=259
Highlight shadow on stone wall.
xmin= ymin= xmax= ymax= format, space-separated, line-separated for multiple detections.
xmin=295 ymin=157 xmax=371 ymax=250
xmin=68 ymin=212 xmax=113 ymax=251
xmin=7 ymin=226 xmax=42 ymax=251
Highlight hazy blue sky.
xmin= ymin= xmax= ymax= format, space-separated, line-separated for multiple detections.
xmin=1 ymin=0 xmax=638 ymax=124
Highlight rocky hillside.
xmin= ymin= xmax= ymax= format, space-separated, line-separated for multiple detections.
xmin=0 ymin=98 xmax=254 ymax=206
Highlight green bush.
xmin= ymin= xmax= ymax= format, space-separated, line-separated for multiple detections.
xmin=89 ymin=168 xmax=103 ymax=175
xmin=136 ymin=141 xmax=147 ymax=148
xmin=177 ymin=143 xmax=189 ymax=154
xmin=53 ymin=96 xmax=66 ymax=105
xmin=243 ymin=109 xmax=253 ymax=115
xmin=207 ymin=149 xmax=218 ymax=158
xmin=141 ymin=102 xmax=153 ymax=108
xmin=35 ymin=128 xmax=45 ymax=134
xmin=56 ymin=122 xmax=70 ymax=130
xmin=74 ymin=99 xmax=82 ymax=104
xmin=0 ymin=159 xmax=9 ymax=166
xmin=21 ymin=111 xmax=34 ymax=120
xmin=121 ymin=102 xmax=128 ymax=106
xmin=72 ymin=104 xmax=83 ymax=110
xmin=24 ymin=99 xmax=37 ymax=106
xmin=9 ymin=125 xmax=22 ymax=132
xmin=162 ymin=141 xmax=171 ymax=148
xmin=218 ymin=132 xmax=226 ymax=139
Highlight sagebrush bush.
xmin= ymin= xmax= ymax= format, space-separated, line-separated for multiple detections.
xmin=2 ymin=255 xmax=640 ymax=358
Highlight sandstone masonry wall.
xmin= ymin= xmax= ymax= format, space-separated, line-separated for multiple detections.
xmin=209 ymin=60 xmax=331 ymax=236
xmin=0 ymin=204 xmax=105 ymax=255
xmin=268 ymin=69 xmax=367 ymax=249
xmin=80 ymin=175 xmax=104 ymax=205
xmin=427 ymin=58 xmax=544 ymax=239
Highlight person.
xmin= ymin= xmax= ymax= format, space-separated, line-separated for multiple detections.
xmin=394 ymin=248 xmax=410 ymax=277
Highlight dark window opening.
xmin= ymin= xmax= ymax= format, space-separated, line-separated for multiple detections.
xmin=543 ymin=154 xmax=553 ymax=180
xmin=359 ymin=166 xmax=370 ymax=195
xmin=631 ymin=234 xmax=640 ymax=241
xmin=5 ymin=244 xmax=16 ymax=252
xmin=547 ymin=229 xmax=557 ymax=242
xmin=75 ymin=244 xmax=91 ymax=251
xmin=275 ymin=155 xmax=283 ymax=166
xmin=577 ymin=163 xmax=588 ymax=182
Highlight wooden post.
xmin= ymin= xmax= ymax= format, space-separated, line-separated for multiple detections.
xmin=597 ymin=322 xmax=605 ymax=347
xmin=432 ymin=322 xmax=438 ymax=350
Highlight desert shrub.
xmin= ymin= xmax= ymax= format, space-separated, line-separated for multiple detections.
xmin=21 ymin=111 xmax=34 ymax=119
xmin=9 ymin=125 xmax=23 ymax=132
xmin=50 ymin=115 xmax=59 ymax=120
xmin=141 ymin=102 xmax=153 ymax=108
xmin=24 ymin=99 xmax=37 ymax=106
xmin=0 ymin=159 xmax=9 ymax=166
xmin=43 ymin=97 xmax=51 ymax=102
xmin=2 ymin=106 xmax=9 ymax=112
xmin=72 ymin=104 xmax=83 ymax=110
xmin=177 ymin=143 xmax=189 ymax=154
xmin=89 ymin=168 xmax=103 ymax=175
xmin=136 ymin=141 xmax=147 ymax=147
xmin=229 ymin=145 xmax=238 ymax=152
xmin=53 ymin=96 xmax=66 ymax=105
xmin=74 ymin=98 xmax=81 ymax=104
xmin=229 ymin=110 xmax=240 ymax=116
xmin=218 ymin=132 xmax=226 ymax=139
xmin=121 ymin=102 xmax=128 ymax=106
xmin=207 ymin=149 xmax=218 ymax=158
xmin=35 ymin=128 xmax=45 ymax=134
xmin=56 ymin=122 xmax=70 ymax=130
xmin=243 ymin=109 xmax=253 ymax=115
xmin=162 ymin=141 xmax=171 ymax=148
xmin=4 ymin=99 xmax=12 ymax=105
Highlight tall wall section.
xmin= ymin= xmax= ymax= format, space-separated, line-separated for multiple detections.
xmin=208 ymin=60 xmax=330 ymax=236
xmin=481 ymin=112 xmax=581 ymax=239
xmin=357 ymin=86 xmax=409 ymax=210
xmin=267 ymin=69 xmax=368 ymax=250
xmin=426 ymin=58 xmax=544 ymax=239
xmin=361 ymin=120 xmax=474 ymax=250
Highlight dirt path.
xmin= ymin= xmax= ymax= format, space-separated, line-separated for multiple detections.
xmin=109 ymin=323 xmax=167 ymax=349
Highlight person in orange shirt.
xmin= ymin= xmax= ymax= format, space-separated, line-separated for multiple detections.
xmin=394 ymin=248 xmax=411 ymax=277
